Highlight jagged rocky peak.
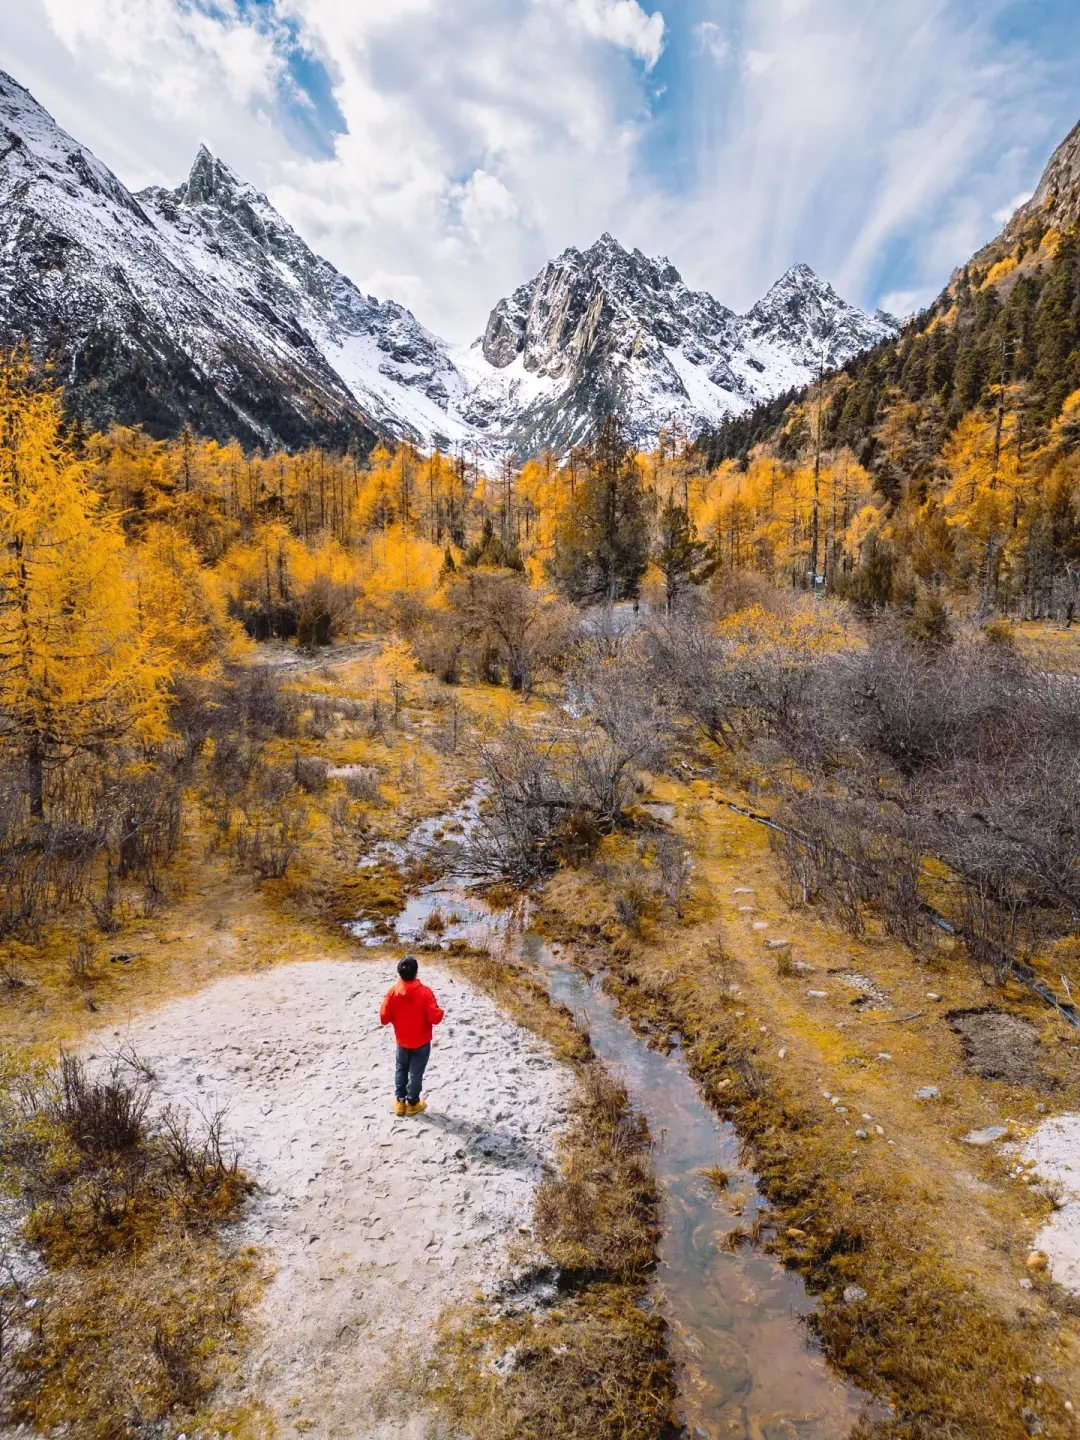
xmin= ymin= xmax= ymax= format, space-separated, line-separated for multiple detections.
xmin=1006 ymin=118 xmax=1080 ymax=241
xmin=480 ymin=231 xmax=736 ymax=377
xmin=746 ymin=262 xmax=898 ymax=368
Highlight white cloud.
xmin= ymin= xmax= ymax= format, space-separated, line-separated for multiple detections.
xmin=993 ymin=189 xmax=1033 ymax=225
xmin=661 ymin=0 xmax=1059 ymax=318
xmin=455 ymin=169 xmax=520 ymax=240
xmin=559 ymin=0 xmax=666 ymax=70
xmin=692 ymin=21 xmax=729 ymax=64
xmin=879 ymin=288 xmax=933 ymax=319
xmin=743 ymin=49 xmax=777 ymax=76
xmin=0 ymin=0 xmax=1070 ymax=351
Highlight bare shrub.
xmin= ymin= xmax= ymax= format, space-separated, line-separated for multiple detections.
xmin=234 ymin=792 xmax=308 ymax=880
xmin=293 ymin=753 xmax=329 ymax=793
xmin=653 ymin=834 xmax=693 ymax=918
xmin=343 ymin=766 xmax=382 ymax=804
xmin=68 ymin=932 xmax=97 ymax=987
xmin=304 ymin=694 xmax=336 ymax=740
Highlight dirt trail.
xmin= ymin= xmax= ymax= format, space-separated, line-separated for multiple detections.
xmin=93 ymin=959 xmax=573 ymax=1438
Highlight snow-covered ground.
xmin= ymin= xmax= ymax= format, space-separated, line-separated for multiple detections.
xmin=90 ymin=960 xmax=573 ymax=1439
xmin=1022 ymin=1114 xmax=1080 ymax=1293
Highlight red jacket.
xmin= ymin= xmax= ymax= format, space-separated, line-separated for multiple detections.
xmin=379 ymin=978 xmax=445 ymax=1048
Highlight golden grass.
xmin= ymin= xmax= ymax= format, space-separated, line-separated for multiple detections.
xmin=8 ymin=1235 xmax=267 ymax=1440
xmin=537 ymin=780 xmax=1080 ymax=1440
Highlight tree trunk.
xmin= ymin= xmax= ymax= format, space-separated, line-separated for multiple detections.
xmin=28 ymin=737 xmax=44 ymax=819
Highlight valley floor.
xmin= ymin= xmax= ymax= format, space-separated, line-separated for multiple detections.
xmin=103 ymin=960 xmax=571 ymax=1439
xmin=4 ymin=635 xmax=1080 ymax=1439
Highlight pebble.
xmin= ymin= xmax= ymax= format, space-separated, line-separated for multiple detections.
xmin=766 ymin=939 xmax=793 ymax=951
xmin=843 ymin=1285 xmax=867 ymax=1304
xmin=807 ymin=989 xmax=828 ymax=999
xmin=855 ymin=1129 xmax=868 ymax=1140
xmin=915 ymin=1086 xmax=940 ymax=1100
xmin=875 ymin=1125 xmax=885 ymax=1136
xmin=876 ymin=1052 xmax=893 ymax=1061
xmin=752 ymin=921 xmax=769 ymax=930
xmin=777 ymin=1047 xmax=787 ymax=1059
xmin=1019 ymin=1278 xmax=1034 ymax=1290
xmin=927 ymin=992 xmax=942 ymax=1001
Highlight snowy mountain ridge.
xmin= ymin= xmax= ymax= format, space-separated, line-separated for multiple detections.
xmin=0 ymin=67 xmax=897 ymax=458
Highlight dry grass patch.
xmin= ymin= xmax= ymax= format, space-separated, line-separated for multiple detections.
xmin=420 ymin=1286 xmax=675 ymax=1440
xmin=6 ymin=1233 xmax=266 ymax=1440
xmin=0 ymin=1050 xmax=261 ymax=1439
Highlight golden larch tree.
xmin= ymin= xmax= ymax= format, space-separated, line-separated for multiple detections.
xmin=0 ymin=353 xmax=168 ymax=815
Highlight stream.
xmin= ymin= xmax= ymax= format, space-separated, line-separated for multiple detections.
xmin=354 ymin=799 xmax=874 ymax=1439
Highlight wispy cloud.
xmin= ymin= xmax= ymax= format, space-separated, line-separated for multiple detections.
xmin=691 ymin=21 xmax=729 ymax=63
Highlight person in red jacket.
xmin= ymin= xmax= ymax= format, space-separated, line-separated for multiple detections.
xmin=379 ymin=954 xmax=445 ymax=1116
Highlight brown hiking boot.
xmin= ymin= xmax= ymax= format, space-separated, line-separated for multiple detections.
xmin=394 ymin=1099 xmax=407 ymax=1117
xmin=405 ymin=1099 xmax=426 ymax=1116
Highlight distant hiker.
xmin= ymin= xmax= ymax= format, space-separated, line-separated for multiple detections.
xmin=379 ymin=955 xmax=445 ymax=1116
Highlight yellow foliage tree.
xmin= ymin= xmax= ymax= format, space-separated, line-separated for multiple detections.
xmin=0 ymin=355 xmax=168 ymax=814
xmin=130 ymin=526 xmax=250 ymax=674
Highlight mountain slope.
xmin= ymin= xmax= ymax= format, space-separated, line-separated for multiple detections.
xmin=0 ymin=67 xmax=895 ymax=459
xmin=0 ymin=70 xmax=467 ymax=452
xmin=697 ymin=111 xmax=1080 ymax=498
xmin=456 ymin=237 xmax=897 ymax=456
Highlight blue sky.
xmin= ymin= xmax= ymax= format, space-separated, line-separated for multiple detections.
xmin=3 ymin=0 xmax=1079 ymax=342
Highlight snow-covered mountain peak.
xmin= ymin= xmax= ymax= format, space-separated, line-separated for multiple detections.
xmin=462 ymin=236 xmax=894 ymax=455
xmin=0 ymin=68 xmax=898 ymax=462
xmin=746 ymin=261 xmax=898 ymax=370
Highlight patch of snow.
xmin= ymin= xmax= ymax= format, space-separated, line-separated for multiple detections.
xmin=1022 ymin=1114 xmax=1080 ymax=1293
xmin=91 ymin=959 xmax=573 ymax=1437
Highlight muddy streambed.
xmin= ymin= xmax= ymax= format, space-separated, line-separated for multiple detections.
xmin=374 ymin=864 xmax=873 ymax=1440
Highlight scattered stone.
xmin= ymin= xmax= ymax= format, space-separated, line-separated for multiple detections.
xmin=876 ymin=1052 xmax=893 ymax=1061
xmin=915 ymin=1086 xmax=940 ymax=1101
xmin=1036 ymin=1103 xmax=1048 ymax=1115
xmin=737 ymin=905 xmax=757 ymax=913
xmin=109 ymin=951 xmax=138 ymax=964
xmin=1019 ymin=1277 xmax=1034 ymax=1290
xmin=791 ymin=960 xmax=814 ymax=974
xmin=843 ymin=1284 xmax=867 ymax=1304
xmin=807 ymin=989 xmax=828 ymax=999
xmin=875 ymin=1125 xmax=885 ymax=1136
xmin=927 ymin=992 xmax=942 ymax=1001
xmin=855 ymin=1129 xmax=868 ymax=1140
xmin=752 ymin=921 xmax=769 ymax=930
xmin=961 ymin=1125 xmax=1009 ymax=1147
xmin=1022 ymin=1405 xmax=1044 ymax=1436
xmin=777 ymin=1047 xmax=787 ymax=1060
xmin=732 ymin=888 xmax=755 ymax=896
xmin=766 ymin=939 xmax=793 ymax=951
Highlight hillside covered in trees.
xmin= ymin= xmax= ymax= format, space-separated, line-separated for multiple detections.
xmin=696 ymin=138 xmax=1080 ymax=619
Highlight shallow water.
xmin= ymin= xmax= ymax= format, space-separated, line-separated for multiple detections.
xmin=381 ymin=871 xmax=871 ymax=1440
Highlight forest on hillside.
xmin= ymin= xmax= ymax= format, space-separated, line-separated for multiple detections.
xmin=699 ymin=220 xmax=1080 ymax=618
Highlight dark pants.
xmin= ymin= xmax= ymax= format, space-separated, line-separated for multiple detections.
xmin=395 ymin=1042 xmax=431 ymax=1104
